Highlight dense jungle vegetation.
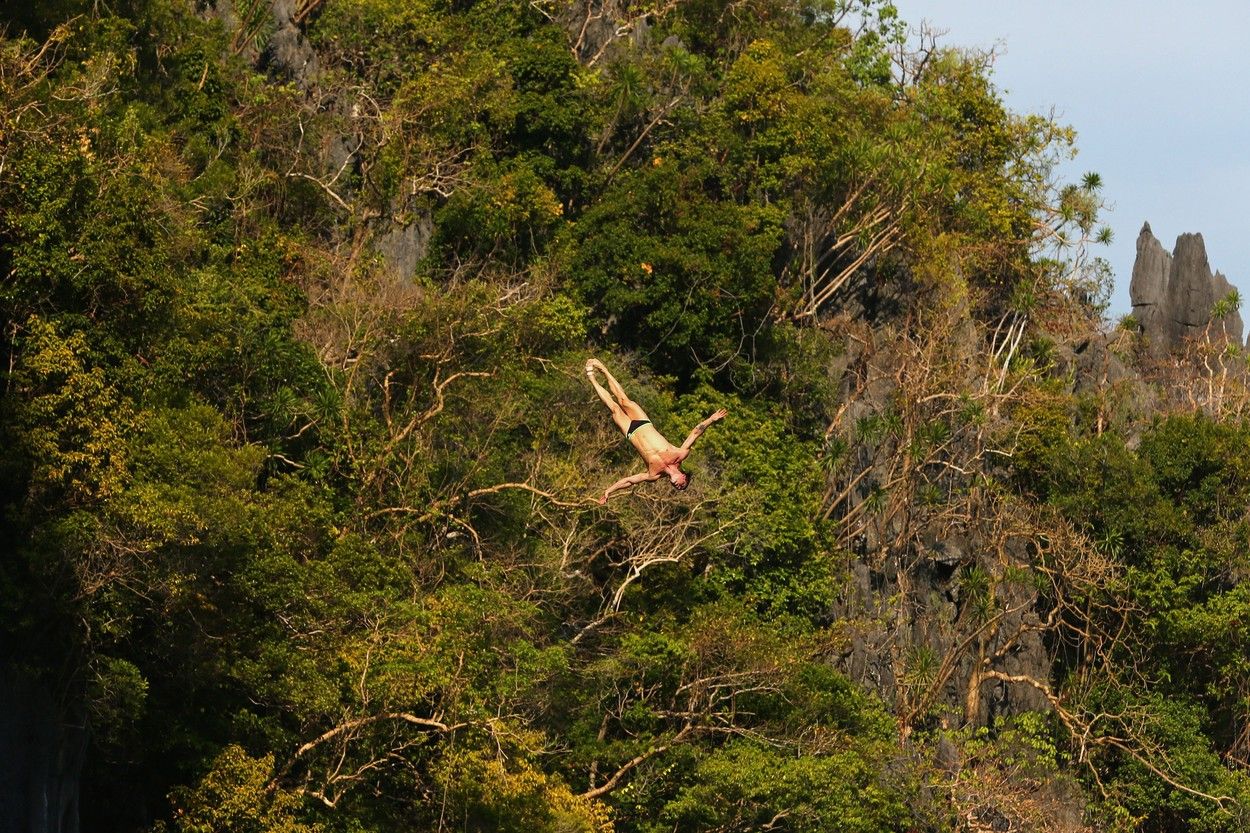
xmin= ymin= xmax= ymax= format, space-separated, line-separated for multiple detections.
xmin=3 ymin=1 xmax=1250 ymax=831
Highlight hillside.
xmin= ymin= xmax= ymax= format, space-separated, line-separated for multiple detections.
xmin=2 ymin=2 xmax=1250 ymax=832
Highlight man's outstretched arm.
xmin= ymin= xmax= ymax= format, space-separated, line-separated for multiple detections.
xmin=599 ymin=471 xmax=659 ymax=504
xmin=680 ymin=408 xmax=729 ymax=451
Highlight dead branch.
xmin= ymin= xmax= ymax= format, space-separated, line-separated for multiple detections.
xmin=293 ymin=712 xmax=465 ymax=760
xmin=581 ymin=724 xmax=694 ymax=799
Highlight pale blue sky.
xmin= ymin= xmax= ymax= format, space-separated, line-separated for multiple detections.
xmin=894 ymin=1 xmax=1249 ymax=315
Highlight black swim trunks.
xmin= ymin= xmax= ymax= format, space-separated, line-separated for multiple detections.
xmin=626 ymin=419 xmax=651 ymax=439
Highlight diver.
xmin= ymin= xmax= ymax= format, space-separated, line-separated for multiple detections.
xmin=585 ymin=358 xmax=727 ymax=504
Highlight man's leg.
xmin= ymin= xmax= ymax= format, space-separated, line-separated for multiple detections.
xmin=588 ymin=359 xmax=648 ymax=421
xmin=587 ymin=362 xmax=632 ymax=433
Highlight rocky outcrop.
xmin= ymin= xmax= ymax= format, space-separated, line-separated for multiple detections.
xmin=259 ymin=0 xmax=319 ymax=86
xmin=1130 ymin=222 xmax=1244 ymax=356
xmin=827 ymin=322 xmax=1054 ymax=728
xmin=372 ymin=212 xmax=433 ymax=281
xmin=204 ymin=1 xmax=319 ymax=87
xmin=205 ymin=3 xmax=437 ymax=278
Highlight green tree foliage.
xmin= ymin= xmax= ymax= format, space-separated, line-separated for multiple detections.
xmin=567 ymin=164 xmax=784 ymax=376
xmin=163 ymin=746 xmax=320 ymax=833
xmin=1022 ymin=415 xmax=1250 ymax=831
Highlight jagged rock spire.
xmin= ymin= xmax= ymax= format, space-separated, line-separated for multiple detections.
xmin=1129 ymin=222 xmax=1244 ymax=355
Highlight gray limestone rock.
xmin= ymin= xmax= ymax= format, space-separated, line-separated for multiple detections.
xmin=1129 ymin=221 xmax=1172 ymax=353
xmin=372 ymin=212 xmax=433 ymax=281
xmin=258 ymin=0 xmax=319 ymax=86
xmin=1167 ymin=233 xmax=1238 ymax=342
xmin=203 ymin=1 xmax=319 ymax=86
xmin=1130 ymin=222 xmax=1244 ymax=355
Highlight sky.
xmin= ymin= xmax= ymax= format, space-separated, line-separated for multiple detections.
xmin=893 ymin=1 xmax=1249 ymax=315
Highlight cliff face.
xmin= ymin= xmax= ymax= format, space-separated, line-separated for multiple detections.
xmin=1130 ymin=222 xmax=1244 ymax=355
xmin=0 ymin=671 xmax=84 ymax=833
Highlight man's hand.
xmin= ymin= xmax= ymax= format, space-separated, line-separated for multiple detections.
xmin=598 ymin=471 xmax=655 ymax=504
xmin=680 ymin=407 xmax=728 ymax=451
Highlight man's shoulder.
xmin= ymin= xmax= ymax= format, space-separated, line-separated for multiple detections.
xmin=662 ymin=446 xmax=690 ymax=464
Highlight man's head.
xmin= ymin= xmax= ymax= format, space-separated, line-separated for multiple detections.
xmin=668 ymin=466 xmax=691 ymax=491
